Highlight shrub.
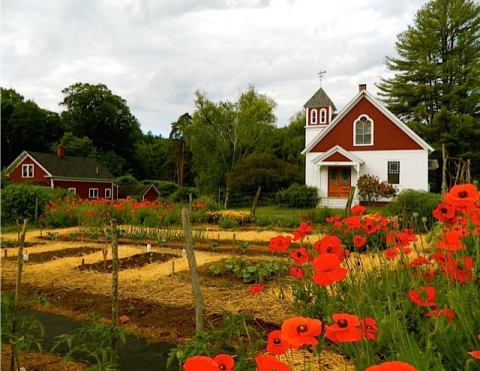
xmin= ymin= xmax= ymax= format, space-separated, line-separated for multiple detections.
xmin=115 ymin=175 xmax=139 ymax=185
xmin=218 ymin=217 xmax=240 ymax=229
xmin=386 ymin=189 xmax=441 ymax=231
xmin=168 ymin=186 xmax=199 ymax=203
xmin=275 ymin=184 xmax=318 ymax=208
xmin=1 ymin=183 xmax=71 ymax=225
xmin=144 ymin=180 xmax=180 ymax=198
xmin=357 ymin=174 xmax=397 ymax=203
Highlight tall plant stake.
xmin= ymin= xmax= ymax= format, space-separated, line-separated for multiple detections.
xmin=11 ymin=218 xmax=28 ymax=371
xmin=110 ymin=219 xmax=119 ymax=369
xmin=181 ymin=207 xmax=204 ymax=332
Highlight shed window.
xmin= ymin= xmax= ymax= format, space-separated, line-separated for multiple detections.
xmin=22 ymin=164 xmax=34 ymax=178
xmin=105 ymin=188 xmax=112 ymax=199
xmin=68 ymin=188 xmax=76 ymax=194
xmin=89 ymin=188 xmax=99 ymax=198
xmin=388 ymin=161 xmax=400 ymax=184
xmin=354 ymin=115 xmax=373 ymax=145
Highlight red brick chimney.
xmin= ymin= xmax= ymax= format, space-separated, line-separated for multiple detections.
xmin=57 ymin=144 xmax=65 ymax=158
xmin=359 ymin=83 xmax=367 ymax=92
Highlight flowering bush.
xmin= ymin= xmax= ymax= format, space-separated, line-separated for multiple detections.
xmin=179 ymin=183 xmax=480 ymax=370
xmin=357 ymin=174 xmax=397 ymax=203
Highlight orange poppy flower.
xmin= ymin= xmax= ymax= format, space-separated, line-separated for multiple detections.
xmin=280 ymin=316 xmax=322 ymax=348
xmin=410 ymin=256 xmax=431 ymax=267
xmin=314 ymin=235 xmax=345 ymax=260
xmin=361 ymin=317 xmax=378 ymax=341
xmin=424 ymin=308 xmax=455 ymax=322
xmin=443 ymin=255 xmax=474 ymax=283
xmin=432 ymin=203 xmax=456 ymax=223
xmin=351 ymin=205 xmax=366 ymax=215
xmin=311 ymin=253 xmax=348 ymax=286
xmin=443 ymin=184 xmax=478 ymax=209
xmin=353 ymin=235 xmax=367 ymax=249
xmin=292 ymin=221 xmax=314 ymax=241
xmin=365 ymin=361 xmax=417 ymax=371
xmin=255 ymin=354 xmax=290 ymax=371
xmin=290 ymin=247 xmax=311 ymax=265
xmin=469 ymin=351 xmax=480 ymax=359
xmin=213 ymin=354 xmax=234 ymax=371
xmin=249 ymin=284 xmax=266 ymax=295
xmin=384 ymin=247 xmax=399 ymax=260
xmin=436 ymin=230 xmax=465 ymax=252
xmin=288 ymin=266 xmax=304 ymax=279
xmin=183 ymin=356 xmax=218 ymax=371
xmin=266 ymin=330 xmax=290 ymax=355
xmin=325 ymin=313 xmax=363 ymax=343
xmin=269 ymin=236 xmax=291 ymax=253
xmin=408 ymin=286 xmax=436 ymax=307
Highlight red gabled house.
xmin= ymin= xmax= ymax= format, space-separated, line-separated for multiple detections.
xmin=6 ymin=145 xmax=119 ymax=200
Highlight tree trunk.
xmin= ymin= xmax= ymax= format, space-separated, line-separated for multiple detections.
xmin=181 ymin=207 xmax=204 ymax=332
xmin=110 ymin=220 xmax=119 ymax=369
xmin=223 ymin=186 xmax=230 ymax=209
xmin=11 ymin=219 xmax=28 ymax=371
xmin=251 ymin=186 xmax=262 ymax=218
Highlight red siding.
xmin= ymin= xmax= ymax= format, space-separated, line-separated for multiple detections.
xmin=323 ymin=152 xmax=351 ymax=162
xmin=53 ymin=180 xmax=116 ymax=200
xmin=143 ymin=187 xmax=160 ymax=201
xmin=310 ymin=97 xmax=422 ymax=152
xmin=8 ymin=156 xmax=50 ymax=186
xmin=308 ymin=106 xmax=330 ymax=125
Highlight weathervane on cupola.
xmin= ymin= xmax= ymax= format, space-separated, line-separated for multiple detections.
xmin=317 ymin=70 xmax=326 ymax=87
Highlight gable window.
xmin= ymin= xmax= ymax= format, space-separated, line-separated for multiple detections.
xmin=22 ymin=164 xmax=34 ymax=178
xmin=68 ymin=188 xmax=76 ymax=194
xmin=311 ymin=109 xmax=317 ymax=124
xmin=319 ymin=108 xmax=327 ymax=124
xmin=89 ymin=188 xmax=99 ymax=198
xmin=354 ymin=115 xmax=373 ymax=145
xmin=387 ymin=161 xmax=400 ymax=184
xmin=105 ymin=188 xmax=112 ymax=199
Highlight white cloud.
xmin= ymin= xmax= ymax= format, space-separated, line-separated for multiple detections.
xmin=1 ymin=0 xmax=426 ymax=135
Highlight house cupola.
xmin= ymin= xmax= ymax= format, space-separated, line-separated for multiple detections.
xmin=304 ymin=87 xmax=336 ymax=147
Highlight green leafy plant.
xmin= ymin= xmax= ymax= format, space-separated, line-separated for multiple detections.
xmin=219 ymin=217 xmax=240 ymax=229
xmin=275 ymin=183 xmax=318 ymax=208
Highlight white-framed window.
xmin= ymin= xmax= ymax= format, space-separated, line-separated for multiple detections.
xmin=21 ymin=164 xmax=34 ymax=178
xmin=387 ymin=161 xmax=400 ymax=184
xmin=319 ymin=108 xmax=327 ymax=124
xmin=105 ymin=188 xmax=112 ymax=199
xmin=89 ymin=188 xmax=99 ymax=198
xmin=311 ymin=109 xmax=317 ymax=124
xmin=353 ymin=114 xmax=374 ymax=146
xmin=68 ymin=188 xmax=76 ymax=194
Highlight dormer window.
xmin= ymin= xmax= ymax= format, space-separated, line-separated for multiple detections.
xmin=354 ymin=114 xmax=374 ymax=146
xmin=319 ymin=108 xmax=327 ymax=124
xmin=311 ymin=109 xmax=317 ymax=124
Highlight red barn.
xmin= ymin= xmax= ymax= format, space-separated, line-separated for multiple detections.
xmin=118 ymin=184 xmax=161 ymax=201
xmin=6 ymin=146 xmax=118 ymax=200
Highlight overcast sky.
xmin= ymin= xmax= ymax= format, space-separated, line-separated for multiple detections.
xmin=1 ymin=0 xmax=425 ymax=136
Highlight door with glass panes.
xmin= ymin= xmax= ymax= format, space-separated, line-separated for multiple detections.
xmin=328 ymin=167 xmax=351 ymax=197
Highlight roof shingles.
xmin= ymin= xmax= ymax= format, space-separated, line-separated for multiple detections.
xmin=304 ymin=87 xmax=336 ymax=111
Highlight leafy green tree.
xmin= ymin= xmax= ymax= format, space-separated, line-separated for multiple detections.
xmin=272 ymin=111 xmax=306 ymax=166
xmin=60 ymin=83 xmax=142 ymax=173
xmin=185 ymin=87 xmax=276 ymax=204
xmin=169 ymin=113 xmax=193 ymax=186
xmin=115 ymin=175 xmax=139 ymax=185
xmin=53 ymin=132 xmax=97 ymax=158
xmin=132 ymin=132 xmax=172 ymax=180
xmin=1 ymin=88 xmax=62 ymax=167
xmin=378 ymin=0 xmax=480 ymax=180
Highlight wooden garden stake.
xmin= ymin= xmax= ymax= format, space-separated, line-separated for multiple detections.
xmin=34 ymin=197 xmax=39 ymax=225
xmin=102 ymin=227 xmax=109 ymax=271
xmin=110 ymin=220 xmax=119 ymax=369
xmin=441 ymin=144 xmax=448 ymax=194
xmin=172 ymin=260 xmax=175 ymax=278
xmin=181 ymin=207 xmax=204 ymax=332
xmin=11 ymin=218 xmax=28 ymax=371
xmin=233 ymin=233 xmax=236 ymax=256
xmin=251 ymin=186 xmax=261 ymax=218
xmin=4 ymin=249 xmax=7 ymax=258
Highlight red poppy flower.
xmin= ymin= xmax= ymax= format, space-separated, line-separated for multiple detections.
xmin=183 ymin=356 xmax=218 ymax=371
xmin=410 ymin=256 xmax=431 ymax=267
xmin=424 ymin=309 xmax=455 ymax=322
xmin=351 ymin=205 xmax=366 ymax=216
xmin=290 ymin=247 xmax=311 ymax=265
xmin=384 ymin=247 xmax=399 ymax=260
xmin=292 ymin=221 xmax=314 ymax=241
xmin=249 ymin=284 xmax=266 ymax=295
xmin=470 ymin=350 xmax=480 ymax=359
xmin=361 ymin=317 xmax=378 ymax=341
xmin=280 ymin=316 xmax=322 ymax=348
xmin=266 ymin=330 xmax=290 ymax=355
xmin=432 ymin=203 xmax=456 ymax=223
xmin=436 ymin=230 xmax=465 ymax=252
xmin=443 ymin=255 xmax=474 ymax=283
xmin=312 ymin=253 xmax=348 ymax=286
xmin=255 ymin=354 xmax=290 ymax=371
xmin=365 ymin=361 xmax=417 ymax=371
xmin=408 ymin=286 xmax=436 ymax=307
xmin=213 ymin=354 xmax=234 ymax=371
xmin=352 ymin=235 xmax=367 ymax=249
xmin=325 ymin=313 xmax=363 ymax=343
xmin=314 ymin=236 xmax=345 ymax=260
xmin=288 ymin=266 xmax=304 ymax=279
xmin=443 ymin=184 xmax=478 ymax=209
xmin=268 ymin=235 xmax=291 ymax=253
xmin=345 ymin=216 xmax=362 ymax=229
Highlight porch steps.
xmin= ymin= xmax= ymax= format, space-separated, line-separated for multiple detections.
xmin=318 ymin=198 xmax=359 ymax=209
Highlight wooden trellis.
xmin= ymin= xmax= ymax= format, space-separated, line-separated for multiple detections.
xmin=441 ymin=144 xmax=472 ymax=194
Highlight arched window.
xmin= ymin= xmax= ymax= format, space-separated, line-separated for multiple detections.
xmin=354 ymin=115 xmax=373 ymax=145
xmin=311 ymin=109 xmax=317 ymax=124
xmin=319 ymin=108 xmax=327 ymax=124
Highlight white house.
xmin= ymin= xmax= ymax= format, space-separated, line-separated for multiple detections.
xmin=302 ymin=84 xmax=434 ymax=208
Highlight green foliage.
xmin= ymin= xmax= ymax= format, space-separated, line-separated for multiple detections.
xmin=115 ymin=175 xmax=139 ymax=186
xmin=144 ymin=180 xmax=180 ymax=199
xmin=167 ymin=312 xmax=265 ymax=371
xmin=1 ymin=183 xmax=71 ymax=224
xmin=212 ymin=257 xmax=288 ymax=283
xmin=218 ymin=217 xmax=240 ymax=229
xmin=386 ymin=189 xmax=442 ymax=231
xmin=52 ymin=313 xmax=127 ymax=371
xmin=133 ymin=132 xmax=173 ymax=181
xmin=168 ymin=186 xmax=199 ymax=203
xmin=55 ymin=131 xmax=97 ymax=158
xmin=357 ymin=174 xmax=397 ymax=203
xmin=275 ymin=184 xmax=318 ymax=208
xmin=169 ymin=113 xmax=194 ymax=186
